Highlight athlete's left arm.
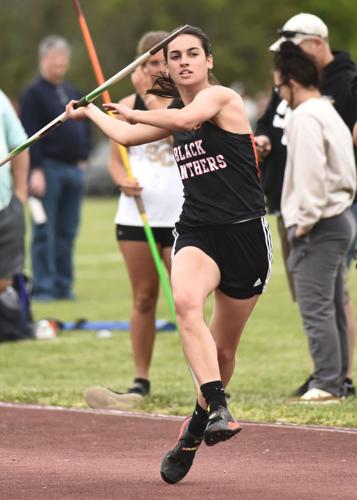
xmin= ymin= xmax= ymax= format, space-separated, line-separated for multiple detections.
xmin=114 ymin=86 xmax=233 ymax=131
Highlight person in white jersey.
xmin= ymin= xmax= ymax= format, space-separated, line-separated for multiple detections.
xmin=84 ymin=31 xmax=183 ymax=410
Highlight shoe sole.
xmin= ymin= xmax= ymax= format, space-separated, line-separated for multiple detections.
xmin=203 ymin=422 xmax=242 ymax=446
xmin=84 ymin=387 xmax=144 ymax=410
xmin=287 ymin=396 xmax=341 ymax=405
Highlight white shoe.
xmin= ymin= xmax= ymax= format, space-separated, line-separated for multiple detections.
xmin=84 ymin=387 xmax=144 ymax=410
xmin=299 ymin=387 xmax=340 ymax=403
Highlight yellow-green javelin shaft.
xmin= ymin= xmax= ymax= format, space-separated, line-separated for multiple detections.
xmin=134 ymin=196 xmax=177 ymax=325
xmin=0 ymin=25 xmax=189 ymax=168
xmin=73 ymin=0 xmax=177 ymax=326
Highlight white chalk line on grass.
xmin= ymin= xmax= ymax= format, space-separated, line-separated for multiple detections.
xmin=0 ymin=401 xmax=356 ymax=435
xmin=76 ymin=253 xmax=123 ymax=265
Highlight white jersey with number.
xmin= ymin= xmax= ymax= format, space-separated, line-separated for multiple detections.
xmin=115 ymin=138 xmax=184 ymax=227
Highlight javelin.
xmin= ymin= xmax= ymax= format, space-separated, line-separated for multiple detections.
xmin=73 ymin=0 xmax=177 ymax=326
xmin=0 ymin=23 xmax=189 ymax=168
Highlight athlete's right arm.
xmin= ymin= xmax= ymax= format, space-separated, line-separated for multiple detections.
xmin=65 ymin=100 xmax=170 ymax=147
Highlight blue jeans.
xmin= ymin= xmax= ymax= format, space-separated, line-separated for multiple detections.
xmin=31 ymin=160 xmax=84 ymax=297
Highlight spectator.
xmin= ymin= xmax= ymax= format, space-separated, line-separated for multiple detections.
xmin=0 ymin=89 xmax=30 ymax=338
xmin=21 ymin=35 xmax=91 ymax=301
xmin=84 ymin=31 xmax=183 ymax=410
xmin=274 ymin=41 xmax=356 ymax=402
xmin=255 ymin=13 xmax=357 ymax=397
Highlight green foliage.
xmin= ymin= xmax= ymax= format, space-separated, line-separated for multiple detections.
xmin=1 ymin=0 xmax=357 ymax=102
xmin=0 ymin=198 xmax=356 ymax=427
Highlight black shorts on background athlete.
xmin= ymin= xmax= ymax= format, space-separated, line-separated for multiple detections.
xmin=116 ymin=224 xmax=174 ymax=248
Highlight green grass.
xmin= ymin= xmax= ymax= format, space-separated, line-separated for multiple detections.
xmin=0 ymin=197 xmax=356 ymax=427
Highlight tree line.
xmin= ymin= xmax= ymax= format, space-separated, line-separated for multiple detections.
xmin=1 ymin=0 xmax=357 ymax=105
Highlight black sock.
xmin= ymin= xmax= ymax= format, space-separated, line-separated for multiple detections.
xmin=200 ymin=380 xmax=227 ymax=412
xmin=188 ymin=401 xmax=208 ymax=437
xmin=128 ymin=378 xmax=150 ymax=396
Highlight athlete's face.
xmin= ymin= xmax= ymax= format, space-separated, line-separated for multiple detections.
xmin=166 ymin=34 xmax=213 ymax=87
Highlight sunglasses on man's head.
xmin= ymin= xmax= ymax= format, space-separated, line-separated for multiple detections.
xmin=277 ymin=29 xmax=322 ymax=39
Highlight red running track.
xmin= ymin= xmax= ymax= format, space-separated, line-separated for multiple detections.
xmin=0 ymin=403 xmax=356 ymax=500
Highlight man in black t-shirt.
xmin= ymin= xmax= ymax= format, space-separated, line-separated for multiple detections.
xmin=255 ymin=12 xmax=357 ymax=398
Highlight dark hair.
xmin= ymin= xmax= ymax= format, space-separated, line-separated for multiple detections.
xmin=147 ymin=25 xmax=216 ymax=99
xmin=274 ymin=41 xmax=320 ymax=88
xmin=162 ymin=25 xmax=212 ymax=60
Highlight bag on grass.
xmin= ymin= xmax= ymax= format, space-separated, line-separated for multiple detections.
xmin=0 ymin=273 xmax=34 ymax=342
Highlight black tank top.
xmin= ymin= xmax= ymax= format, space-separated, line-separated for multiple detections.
xmin=134 ymin=94 xmax=146 ymax=110
xmin=171 ymin=103 xmax=266 ymax=227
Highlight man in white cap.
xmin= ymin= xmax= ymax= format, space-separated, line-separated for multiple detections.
xmin=269 ymin=12 xmax=329 ymax=51
xmin=255 ymin=12 xmax=357 ymax=399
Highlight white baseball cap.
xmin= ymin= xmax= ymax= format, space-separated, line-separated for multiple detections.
xmin=269 ymin=13 xmax=328 ymax=52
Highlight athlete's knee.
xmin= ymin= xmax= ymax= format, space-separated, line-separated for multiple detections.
xmin=217 ymin=346 xmax=236 ymax=368
xmin=174 ymin=291 xmax=202 ymax=327
xmin=133 ymin=290 xmax=157 ymax=314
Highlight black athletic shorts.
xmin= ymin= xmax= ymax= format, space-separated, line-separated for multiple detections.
xmin=172 ymin=217 xmax=272 ymax=299
xmin=116 ymin=224 xmax=175 ymax=248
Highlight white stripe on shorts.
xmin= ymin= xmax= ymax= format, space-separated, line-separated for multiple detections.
xmin=171 ymin=228 xmax=179 ymax=262
xmin=260 ymin=216 xmax=273 ymax=292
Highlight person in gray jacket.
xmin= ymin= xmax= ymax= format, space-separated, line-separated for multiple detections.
xmin=274 ymin=42 xmax=356 ymax=402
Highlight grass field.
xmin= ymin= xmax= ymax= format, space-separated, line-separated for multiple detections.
xmin=0 ymin=197 xmax=356 ymax=427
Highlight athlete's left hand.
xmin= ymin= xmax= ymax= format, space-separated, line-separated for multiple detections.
xmin=103 ymin=103 xmax=136 ymax=124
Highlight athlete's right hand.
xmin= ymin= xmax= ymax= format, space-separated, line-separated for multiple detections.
xmin=66 ymin=100 xmax=91 ymax=120
xmin=119 ymin=176 xmax=143 ymax=197
xmin=254 ymin=135 xmax=272 ymax=158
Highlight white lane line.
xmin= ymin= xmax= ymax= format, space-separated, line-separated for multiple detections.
xmin=0 ymin=401 xmax=356 ymax=435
